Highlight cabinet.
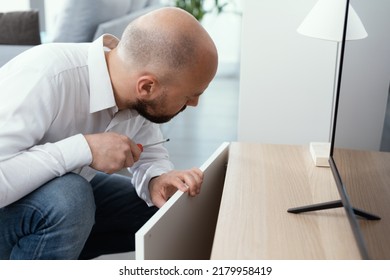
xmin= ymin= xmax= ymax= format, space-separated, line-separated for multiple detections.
xmin=136 ymin=142 xmax=360 ymax=259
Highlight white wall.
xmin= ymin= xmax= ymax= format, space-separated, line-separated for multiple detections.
xmin=0 ymin=0 xmax=29 ymax=11
xmin=238 ymin=0 xmax=337 ymax=144
xmin=238 ymin=0 xmax=390 ymax=148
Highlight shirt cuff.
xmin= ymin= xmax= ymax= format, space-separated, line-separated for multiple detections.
xmin=134 ymin=163 xmax=174 ymax=207
xmin=54 ymin=134 xmax=92 ymax=172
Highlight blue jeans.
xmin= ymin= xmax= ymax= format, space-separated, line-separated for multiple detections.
xmin=0 ymin=172 xmax=158 ymax=260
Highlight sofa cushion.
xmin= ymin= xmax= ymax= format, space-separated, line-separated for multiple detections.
xmin=51 ymin=0 xmax=132 ymax=42
xmin=93 ymin=3 xmax=163 ymax=40
xmin=0 ymin=45 xmax=33 ymax=67
xmin=128 ymin=0 xmax=149 ymax=12
xmin=0 ymin=11 xmax=41 ymax=45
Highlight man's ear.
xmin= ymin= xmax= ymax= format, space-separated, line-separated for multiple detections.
xmin=137 ymin=75 xmax=158 ymax=99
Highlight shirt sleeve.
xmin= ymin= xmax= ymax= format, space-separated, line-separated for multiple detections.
xmin=0 ymin=69 xmax=92 ymax=208
xmin=130 ymin=147 xmax=174 ymax=206
xmin=125 ymin=120 xmax=174 ymax=207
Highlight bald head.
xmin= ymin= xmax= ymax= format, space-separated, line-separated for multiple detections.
xmin=117 ymin=7 xmax=218 ymax=81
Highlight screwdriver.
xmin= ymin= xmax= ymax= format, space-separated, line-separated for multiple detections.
xmin=137 ymin=138 xmax=170 ymax=152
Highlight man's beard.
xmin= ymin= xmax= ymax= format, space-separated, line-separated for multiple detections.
xmin=133 ymin=98 xmax=186 ymax=124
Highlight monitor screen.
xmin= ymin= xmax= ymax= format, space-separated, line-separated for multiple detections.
xmin=330 ymin=0 xmax=390 ymax=259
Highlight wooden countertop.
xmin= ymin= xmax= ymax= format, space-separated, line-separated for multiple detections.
xmin=211 ymin=142 xmax=361 ymax=259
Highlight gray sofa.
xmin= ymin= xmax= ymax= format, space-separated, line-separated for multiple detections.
xmin=0 ymin=0 xmax=163 ymax=67
xmin=0 ymin=10 xmax=41 ymax=66
xmin=0 ymin=45 xmax=34 ymax=67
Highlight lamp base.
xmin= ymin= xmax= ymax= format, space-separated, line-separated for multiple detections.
xmin=309 ymin=142 xmax=330 ymax=167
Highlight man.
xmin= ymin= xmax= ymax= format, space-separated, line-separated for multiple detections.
xmin=0 ymin=7 xmax=218 ymax=259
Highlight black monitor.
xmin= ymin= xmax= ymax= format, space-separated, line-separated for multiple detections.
xmin=289 ymin=0 xmax=390 ymax=259
xmin=329 ymin=0 xmax=390 ymax=259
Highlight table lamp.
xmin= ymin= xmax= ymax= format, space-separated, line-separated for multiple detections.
xmin=297 ymin=0 xmax=367 ymax=166
xmin=297 ymin=0 xmax=367 ymax=41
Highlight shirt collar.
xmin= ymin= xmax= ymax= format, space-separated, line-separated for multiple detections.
xmin=88 ymin=34 xmax=120 ymax=113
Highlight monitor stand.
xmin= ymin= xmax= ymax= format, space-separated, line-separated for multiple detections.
xmin=287 ymin=200 xmax=381 ymax=220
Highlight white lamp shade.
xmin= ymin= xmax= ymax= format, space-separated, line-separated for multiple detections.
xmin=297 ymin=0 xmax=367 ymax=41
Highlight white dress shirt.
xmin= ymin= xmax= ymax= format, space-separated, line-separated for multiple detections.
xmin=0 ymin=35 xmax=174 ymax=208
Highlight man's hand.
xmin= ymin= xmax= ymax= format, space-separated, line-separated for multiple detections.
xmin=149 ymin=168 xmax=203 ymax=208
xmin=84 ymin=132 xmax=141 ymax=174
